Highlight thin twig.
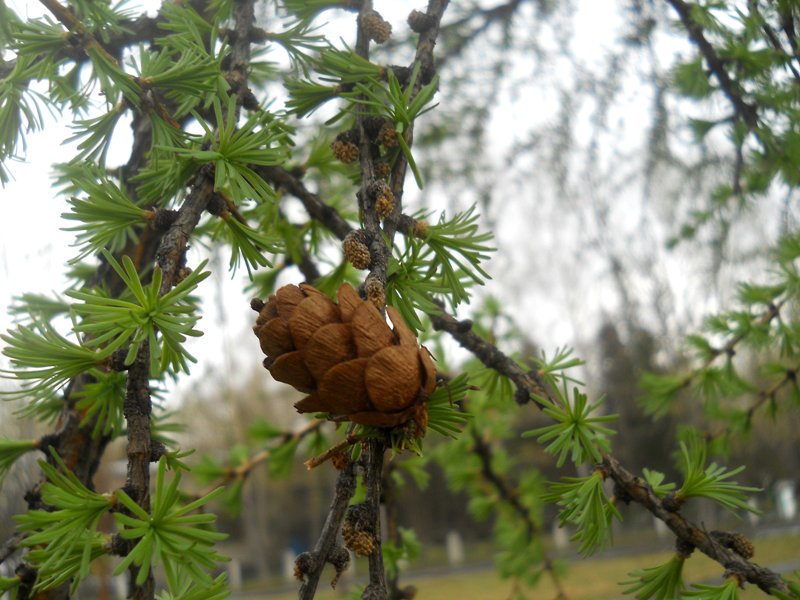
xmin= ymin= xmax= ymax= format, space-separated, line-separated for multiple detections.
xmin=305 ymin=431 xmax=361 ymax=470
xmin=705 ymin=364 xmax=799 ymax=440
xmin=193 ymin=420 xmax=325 ymax=497
xmin=675 ymin=300 xmax=784 ymax=393
xmin=471 ymin=431 xmax=568 ymax=599
xmin=298 ymin=461 xmax=358 ymax=600
xmin=430 ymin=309 xmax=550 ymax=408
xmin=748 ymin=0 xmax=800 ymax=85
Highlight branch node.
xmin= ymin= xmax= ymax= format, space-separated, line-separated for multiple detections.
xmin=408 ymin=10 xmax=436 ymax=34
xmin=294 ymin=551 xmax=317 ymax=581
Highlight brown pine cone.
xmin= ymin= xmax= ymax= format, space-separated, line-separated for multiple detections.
xmin=251 ymin=283 xmax=435 ymax=432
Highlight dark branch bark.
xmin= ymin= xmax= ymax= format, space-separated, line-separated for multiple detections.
xmin=297 ymin=462 xmax=357 ymax=600
xmin=362 ymin=439 xmax=388 ymax=598
xmin=122 ymin=341 xmax=154 ymax=600
xmin=430 ymin=309 xmax=549 ymax=408
xmin=665 ymin=0 xmax=759 ymax=129
xmin=259 ymin=166 xmax=354 ymax=240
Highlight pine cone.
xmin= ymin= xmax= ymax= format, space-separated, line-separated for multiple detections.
xmin=252 ymin=283 xmax=435 ymax=431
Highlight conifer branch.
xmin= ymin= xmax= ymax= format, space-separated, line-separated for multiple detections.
xmin=259 ymin=165 xmax=354 ymax=239
xmin=603 ymin=454 xmax=788 ymax=595
xmin=665 ymin=0 xmax=759 ymax=129
xmin=430 ymin=301 xmax=786 ymax=593
xmin=38 ymin=0 xmax=120 ymax=68
xmin=362 ymin=438 xmax=389 ymax=595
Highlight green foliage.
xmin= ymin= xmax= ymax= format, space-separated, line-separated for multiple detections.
xmin=60 ymin=169 xmax=150 ymax=261
xmin=386 ymin=240 xmax=453 ymax=332
xmin=544 ymin=471 xmax=622 ymax=556
xmin=672 ymin=58 xmax=714 ymax=99
xmin=286 ymin=46 xmax=383 ymax=119
xmin=770 ymin=571 xmax=800 ymax=600
xmin=67 ymin=252 xmax=210 ymax=375
xmin=393 ymin=455 xmax=431 ymax=490
xmin=675 ymin=439 xmax=761 ymax=515
xmin=0 ymin=575 xmax=21 ymax=599
xmin=382 ymin=527 xmax=421 ymax=579
xmin=64 ymin=103 xmax=127 ymax=165
xmin=523 ymin=386 xmax=616 ymax=468
xmin=133 ymin=33 xmax=225 ymax=118
xmin=247 ymin=417 xmax=287 ymax=441
xmin=0 ymin=437 xmax=38 ymax=489
xmin=0 ymin=55 xmax=55 ymax=183
xmin=114 ymin=458 xmax=228 ymax=590
xmin=284 ymin=79 xmax=344 ymax=118
xmin=642 ymin=229 xmax=800 ymax=426
xmin=0 ymin=320 xmax=109 ymax=402
xmin=354 ymin=65 xmax=439 ymax=187
xmin=154 ymin=574 xmax=229 ymax=600
xmin=267 ymin=437 xmax=300 ymax=478
xmin=493 ymin=473 xmax=554 ymax=589
xmin=179 ymin=95 xmax=292 ymax=204
xmin=425 ymin=372 xmax=472 ymax=438
xmin=415 ymin=206 xmax=495 ymax=306
xmin=282 ymin=0 xmax=353 ymax=24
xmin=621 ymin=554 xmax=685 ymax=599
xmin=641 ymin=468 xmax=676 ymax=498
xmin=212 ymin=210 xmax=282 ymax=277
xmin=263 ymin=21 xmax=327 ymax=74
xmin=24 ymin=532 xmax=108 ymax=593
xmin=386 ymin=208 xmax=494 ymax=331
xmin=15 ymin=450 xmax=114 ymax=592
xmin=683 ymin=578 xmax=741 ymax=599
xmin=8 ymin=292 xmax=69 ymax=323
xmin=73 ymin=370 xmax=127 ymax=438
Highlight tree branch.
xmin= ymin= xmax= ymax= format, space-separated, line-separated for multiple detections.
xmin=665 ymin=0 xmax=759 ymax=129
xmin=297 ymin=461 xmax=357 ymax=600
xmin=362 ymin=438 xmax=388 ymax=598
xmin=602 ymin=455 xmax=789 ymax=594
xmin=430 ymin=310 xmax=549 ymax=408
xmin=434 ymin=302 xmax=789 ymax=594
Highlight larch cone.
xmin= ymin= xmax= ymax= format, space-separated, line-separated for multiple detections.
xmin=251 ymin=283 xmax=436 ymax=434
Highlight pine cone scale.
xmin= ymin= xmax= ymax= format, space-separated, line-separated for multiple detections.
xmin=270 ymin=351 xmax=316 ymax=392
xmin=258 ymin=317 xmax=294 ymax=356
xmin=288 ymin=294 xmax=340 ymax=350
xmin=351 ymin=301 xmax=396 ymax=357
xmin=365 ymin=345 xmax=420 ymax=412
xmin=318 ymin=359 xmax=372 ymax=413
xmin=304 ymin=323 xmax=356 ymax=381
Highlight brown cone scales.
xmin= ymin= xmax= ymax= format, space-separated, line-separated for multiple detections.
xmin=252 ymin=283 xmax=435 ymax=433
